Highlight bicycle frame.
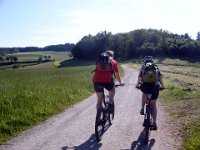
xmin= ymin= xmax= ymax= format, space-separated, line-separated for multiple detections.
xmin=144 ymin=93 xmax=153 ymax=144
xmin=136 ymin=85 xmax=165 ymax=144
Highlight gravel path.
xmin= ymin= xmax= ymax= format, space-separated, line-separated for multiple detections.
xmin=0 ymin=65 xmax=182 ymax=150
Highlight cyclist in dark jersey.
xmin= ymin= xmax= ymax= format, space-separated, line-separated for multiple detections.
xmin=135 ymin=56 xmax=164 ymax=130
xmin=93 ymin=50 xmax=124 ymax=111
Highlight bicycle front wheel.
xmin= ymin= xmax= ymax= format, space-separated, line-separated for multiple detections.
xmin=95 ymin=107 xmax=105 ymax=141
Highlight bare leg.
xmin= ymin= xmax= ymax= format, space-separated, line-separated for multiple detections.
xmin=96 ymin=92 xmax=103 ymax=111
xmin=142 ymin=93 xmax=146 ymax=109
xmin=108 ymin=87 xmax=115 ymax=103
xmin=150 ymin=100 xmax=157 ymax=122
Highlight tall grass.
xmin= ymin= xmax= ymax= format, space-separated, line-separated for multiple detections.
xmin=0 ymin=65 xmax=94 ymax=143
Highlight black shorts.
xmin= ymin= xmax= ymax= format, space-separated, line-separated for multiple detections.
xmin=94 ymin=82 xmax=115 ymax=93
xmin=140 ymin=83 xmax=160 ymax=100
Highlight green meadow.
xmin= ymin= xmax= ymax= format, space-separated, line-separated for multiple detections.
xmin=0 ymin=52 xmax=94 ymax=143
xmin=128 ymin=58 xmax=200 ymax=150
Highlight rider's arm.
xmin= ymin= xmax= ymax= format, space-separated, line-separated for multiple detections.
xmin=116 ymin=72 xmax=124 ymax=85
xmin=157 ymin=67 xmax=164 ymax=89
xmin=135 ymin=76 xmax=142 ymax=88
xmin=160 ymin=74 xmax=165 ymax=88
xmin=135 ymin=66 xmax=143 ymax=87
xmin=112 ymin=60 xmax=124 ymax=85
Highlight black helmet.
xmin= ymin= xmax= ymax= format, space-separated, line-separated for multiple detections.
xmin=144 ymin=56 xmax=153 ymax=63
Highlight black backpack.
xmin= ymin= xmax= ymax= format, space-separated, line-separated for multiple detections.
xmin=93 ymin=52 xmax=115 ymax=76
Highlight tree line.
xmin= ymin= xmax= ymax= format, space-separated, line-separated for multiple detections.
xmin=1 ymin=29 xmax=200 ymax=62
xmin=0 ymin=43 xmax=74 ymax=60
xmin=71 ymin=29 xmax=200 ymax=60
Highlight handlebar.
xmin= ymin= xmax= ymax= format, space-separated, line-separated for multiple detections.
xmin=135 ymin=85 xmax=140 ymax=90
xmin=160 ymin=87 xmax=165 ymax=91
xmin=135 ymin=85 xmax=165 ymax=91
xmin=115 ymin=84 xmax=125 ymax=87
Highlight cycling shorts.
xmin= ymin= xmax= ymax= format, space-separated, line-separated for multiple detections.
xmin=93 ymin=82 xmax=115 ymax=93
xmin=140 ymin=83 xmax=160 ymax=100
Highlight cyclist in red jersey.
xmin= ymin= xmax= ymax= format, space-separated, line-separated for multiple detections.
xmin=93 ymin=50 xmax=124 ymax=111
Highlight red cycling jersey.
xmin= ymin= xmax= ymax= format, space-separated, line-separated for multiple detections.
xmin=93 ymin=59 xmax=119 ymax=83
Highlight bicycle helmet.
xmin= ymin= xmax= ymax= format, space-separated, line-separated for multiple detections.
xmin=144 ymin=56 xmax=153 ymax=64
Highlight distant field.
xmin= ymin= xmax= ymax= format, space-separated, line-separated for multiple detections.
xmin=7 ymin=51 xmax=70 ymax=62
xmin=1 ymin=51 xmax=71 ymax=69
xmin=8 ymin=51 xmax=48 ymax=61
xmin=128 ymin=58 xmax=200 ymax=150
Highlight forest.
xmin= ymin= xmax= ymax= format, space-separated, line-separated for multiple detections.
xmin=71 ymin=29 xmax=200 ymax=61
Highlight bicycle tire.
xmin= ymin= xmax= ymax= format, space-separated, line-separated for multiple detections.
xmin=144 ymin=106 xmax=151 ymax=144
xmin=95 ymin=107 xmax=105 ymax=141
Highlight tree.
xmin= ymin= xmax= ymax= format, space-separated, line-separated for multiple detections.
xmin=38 ymin=57 xmax=43 ymax=63
xmin=71 ymin=29 xmax=200 ymax=60
xmin=0 ymin=56 xmax=4 ymax=62
xmin=197 ymin=32 xmax=200 ymax=41
xmin=6 ymin=56 xmax=10 ymax=62
xmin=13 ymin=56 xmax=18 ymax=63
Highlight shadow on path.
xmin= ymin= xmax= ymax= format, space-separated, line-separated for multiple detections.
xmin=61 ymin=134 xmax=102 ymax=150
xmin=130 ymin=128 xmax=155 ymax=150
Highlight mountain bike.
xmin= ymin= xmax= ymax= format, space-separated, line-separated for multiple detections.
xmin=143 ymin=93 xmax=154 ymax=144
xmin=142 ymin=87 xmax=164 ymax=144
xmin=95 ymin=84 xmax=122 ymax=142
xmin=136 ymin=85 xmax=164 ymax=144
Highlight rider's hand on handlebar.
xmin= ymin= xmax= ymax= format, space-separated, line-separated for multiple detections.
xmin=120 ymin=82 xmax=125 ymax=86
xmin=160 ymin=87 xmax=165 ymax=90
xmin=135 ymin=84 xmax=140 ymax=89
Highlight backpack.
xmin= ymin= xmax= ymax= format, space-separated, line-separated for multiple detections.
xmin=142 ymin=62 xmax=159 ymax=83
xmin=94 ymin=52 xmax=115 ymax=75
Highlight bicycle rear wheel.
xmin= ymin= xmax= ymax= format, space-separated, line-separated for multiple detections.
xmin=95 ymin=107 xmax=105 ymax=141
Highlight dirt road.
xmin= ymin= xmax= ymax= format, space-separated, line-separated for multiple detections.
xmin=0 ymin=65 xmax=181 ymax=150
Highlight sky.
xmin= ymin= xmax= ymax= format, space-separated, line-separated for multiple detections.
xmin=0 ymin=0 xmax=200 ymax=47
